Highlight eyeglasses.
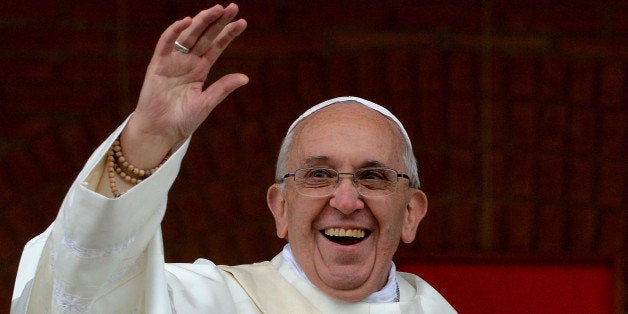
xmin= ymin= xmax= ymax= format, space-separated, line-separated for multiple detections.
xmin=281 ymin=167 xmax=410 ymax=197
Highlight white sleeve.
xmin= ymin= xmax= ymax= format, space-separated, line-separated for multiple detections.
xmin=12 ymin=117 xmax=191 ymax=313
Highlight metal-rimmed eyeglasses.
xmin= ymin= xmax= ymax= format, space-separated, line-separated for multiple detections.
xmin=281 ymin=167 xmax=410 ymax=197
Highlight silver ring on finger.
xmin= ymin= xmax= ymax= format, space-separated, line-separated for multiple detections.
xmin=174 ymin=41 xmax=190 ymax=54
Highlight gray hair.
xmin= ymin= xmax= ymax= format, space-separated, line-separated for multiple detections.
xmin=274 ymin=98 xmax=421 ymax=189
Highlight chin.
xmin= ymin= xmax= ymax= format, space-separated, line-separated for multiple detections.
xmin=317 ymin=281 xmax=377 ymax=302
xmin=314 ymin=264 xmax=390 ymax=302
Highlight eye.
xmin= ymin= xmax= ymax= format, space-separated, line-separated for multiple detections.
xmin=298 ymin=168 xmax=336 ymax=188
xmin=307 ymin=168 xmax=335 ymax=179
xmin=357 ymin=168 xmax=388 ymax=181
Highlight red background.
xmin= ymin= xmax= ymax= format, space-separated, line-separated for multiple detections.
xmin=1 ymin=0 xmax=626 ymax=312
xmin=397 ymin=258 xmax=617 ymax=313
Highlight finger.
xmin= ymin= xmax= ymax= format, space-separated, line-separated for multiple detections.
xmin=176 ymin=5 xmax=226 ymax=53
xmin=190 ymin=3 xmax=240 ymax=55
xmin=154 ymin=17 xmax=192 ymax=56
xmin=201 ymin=73 xmax=249 ymax=111
xmin=202 ymin=18 xmax=247 ymax=65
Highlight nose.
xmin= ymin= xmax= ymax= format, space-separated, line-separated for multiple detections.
xmin=329 ymin=175 xmax=364 ymax=215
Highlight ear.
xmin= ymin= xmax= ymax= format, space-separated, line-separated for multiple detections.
xmin=400 ymin=189 xmax=428 ymax=244
xmin=267 ymin=184 xmax=289 ymax=239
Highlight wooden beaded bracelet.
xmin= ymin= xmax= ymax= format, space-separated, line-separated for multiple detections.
xmin=107 ymin=138 xmax=169 ymax=197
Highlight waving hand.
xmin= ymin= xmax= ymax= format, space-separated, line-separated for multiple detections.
xmin=121 ymin=3 xmax=248 ymax=168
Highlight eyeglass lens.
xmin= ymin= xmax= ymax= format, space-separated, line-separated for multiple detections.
xmin=293 ymin=167 xmax=399 ymax=197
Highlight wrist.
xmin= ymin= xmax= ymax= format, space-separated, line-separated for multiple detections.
xmin=120 ymin=116 xmax=175 ymax=169
xmin=107 ymin=137 xmax=169 ymax=197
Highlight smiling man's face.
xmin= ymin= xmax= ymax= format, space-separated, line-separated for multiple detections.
xmin=267 ymin=102 xmax=427 ymax=302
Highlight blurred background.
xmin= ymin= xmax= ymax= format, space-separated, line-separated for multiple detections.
xmin=1 ymin=0 xmax=626 ymax=312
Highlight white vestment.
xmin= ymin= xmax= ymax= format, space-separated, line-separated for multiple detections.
xmin=11 ymin=120 xmax=456 ymax=313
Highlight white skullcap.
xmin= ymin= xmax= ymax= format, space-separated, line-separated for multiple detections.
xmin=286 ymin=96 xmax=413 ymax=150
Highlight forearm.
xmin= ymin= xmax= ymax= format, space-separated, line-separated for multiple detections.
xmin=13 ymin=119 xmax=190 ymax=312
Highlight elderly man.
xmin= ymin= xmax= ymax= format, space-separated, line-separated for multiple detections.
xmin=12 ymin=3 xmax=455 ymax=313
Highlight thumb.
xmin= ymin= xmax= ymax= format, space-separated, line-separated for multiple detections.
xmin=201 ymin=73 xmax=249 ymax=110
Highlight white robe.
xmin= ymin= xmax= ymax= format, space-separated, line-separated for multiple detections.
xmin=11 ymin=120 xmax=456 ymax=313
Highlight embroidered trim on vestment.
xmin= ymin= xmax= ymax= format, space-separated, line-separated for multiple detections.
xmin=62 ymin=233 xmax=137 ymax=258
xmin=53 ymin=280 xmax=93 ymax=313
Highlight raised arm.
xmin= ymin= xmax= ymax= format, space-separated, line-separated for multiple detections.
xmin=12 ymin=4 xmax=248 ymax=313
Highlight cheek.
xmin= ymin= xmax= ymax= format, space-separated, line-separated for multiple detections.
xmin=370 ymin=198 xmax=407 ymax=235
xmin=285 ymin=195 xmax=327 ymax=230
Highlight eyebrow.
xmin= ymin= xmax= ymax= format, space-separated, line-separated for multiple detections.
xmin=361 ymin=160 xmax=388 ymax=168
xmin=301 ymin=156 xmax=389 ymax=169
xmin=302 ymin=156 xmax=330 ymax=167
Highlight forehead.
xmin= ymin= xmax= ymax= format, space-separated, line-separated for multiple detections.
xmin=289 ymin=102 xmax=404 ymax=168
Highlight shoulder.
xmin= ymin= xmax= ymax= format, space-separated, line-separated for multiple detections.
xmin=396 ymin=271 xmax=457 ymax=313
xmin=164 ymin=259 xmax=226 ymax=287
xmin=164 ymin=259 xmax=277 ymax=291
xmin=163 ymin=260 xmax=259 ymax=312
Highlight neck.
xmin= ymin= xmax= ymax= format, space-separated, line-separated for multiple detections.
xmin=280 ymin=244 xmax=399 ymax=303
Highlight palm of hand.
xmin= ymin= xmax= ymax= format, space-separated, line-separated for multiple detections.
xmin=137 ymin=54 xmax=215 ymax=144
xmin=129 ymin=4 xmax=248 ymax=150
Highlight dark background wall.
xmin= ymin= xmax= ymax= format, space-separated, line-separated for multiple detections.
xmin=1 ymin=0 xmax=626 ymax=311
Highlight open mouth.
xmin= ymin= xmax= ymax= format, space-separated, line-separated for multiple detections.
xmin=322 ymin=228 xmax=371 ymax=245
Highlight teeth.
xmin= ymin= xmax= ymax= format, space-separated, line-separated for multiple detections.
xmin=324 ymin=228 xmax=366 ymax=238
